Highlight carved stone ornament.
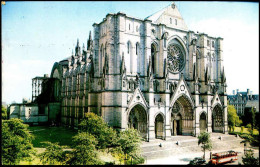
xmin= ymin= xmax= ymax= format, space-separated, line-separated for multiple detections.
xmin=167 ymin=44 xmax=185 ymax=73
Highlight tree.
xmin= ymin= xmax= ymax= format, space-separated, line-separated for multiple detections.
xmin=66 ymin=132 xmax=102 ymax=165
xmin=78 ymin=112 xmax=117 ymax=149
xmin=198 ymin=132 xmax=212 ymax=160
xmin=2 ymin=105 xmax=7 ymax=120
xmin=2 ymin=118 xmax=36 ymax=165
xmin=117 ymin=128 xmax=142 ymax=162
xmin=39 ymin=142 xmax=67 ymax=165
xmin=251 ymin=107 xmax=256 ymax=129
xmin=228 ymin=105 xmax=242 ymax=131
xmin=241 ymin=107 xmax=256 ymax=129
xmin=255 ymin=112 xmax=259 ymax=131
xmin=242 ymin=149 xmax=259 ymax=165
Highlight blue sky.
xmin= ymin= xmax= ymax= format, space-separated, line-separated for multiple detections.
xmin=2 ymin=1 xmax=259 ymax=104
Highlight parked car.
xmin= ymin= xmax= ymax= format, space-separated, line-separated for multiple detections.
xmin=189 ymin=157 xmax=206 ymax=165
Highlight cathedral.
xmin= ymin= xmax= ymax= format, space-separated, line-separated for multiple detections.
xmin=36 ymin=2 xmax=228 ymax=140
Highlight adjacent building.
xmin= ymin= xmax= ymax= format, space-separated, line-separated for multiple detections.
xmin=228 ymin=89 xmax=259 ymax=116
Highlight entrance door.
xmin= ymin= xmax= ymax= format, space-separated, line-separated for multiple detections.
xmin=155 ymin=114 xmax=164 ymax=139
xmin=176 ymin=120 xmax=181 ymax=135
xmin=128 ymin=104 xmax=147 ymax=139
xmin=200 ymin=112 xmax=207 ymax=133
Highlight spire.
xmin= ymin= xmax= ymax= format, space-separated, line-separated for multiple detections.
xmin=82 ymin=43 xmax=85 ymax=51
xmin=89 ymin=30 xmax=92 ymax=40
xmin=77 ymin=38 xmax=79 ymax=46
xmin=87 ymin=31 xmax=93 ymax=51
xmin=75 ymin=38 xmax=81 ymax=56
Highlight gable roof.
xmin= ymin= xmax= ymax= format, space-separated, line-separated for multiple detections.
xmin=145 ymin=2 xmax=188 ymax=31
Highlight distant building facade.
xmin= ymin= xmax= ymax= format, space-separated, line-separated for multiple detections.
xmin=228 ymin=89 xmax=259 ymax=116
xmin=9 ymin=74 xmax=61 ymax=125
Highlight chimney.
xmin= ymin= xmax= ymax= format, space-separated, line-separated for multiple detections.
xmin=247 ymin=89 xmax=250 ymax=94
xmin=233 ymin=90 xmax=236 ymax=95
xmin=236 ymin=89 xmax=239 ymax=93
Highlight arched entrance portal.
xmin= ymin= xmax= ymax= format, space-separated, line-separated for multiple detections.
xmin=199 ymin=112 xmax=207 ymax=133
xmin=155 ymin=114 xmax=164 ymax=139
xmin=128 ymin=104 xmax=147 ymax=138
xmin=171 ymin=95 xmax=194 ymax=136
xmin=212 ymin=105 xmax=223 ymax=132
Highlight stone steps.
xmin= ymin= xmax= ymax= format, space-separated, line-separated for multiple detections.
xmin=141 ymin=134 xmax=244 ymax=160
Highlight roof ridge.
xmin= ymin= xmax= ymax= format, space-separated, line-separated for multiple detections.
xmin=145 ymin=2 xmax=172 ymax=20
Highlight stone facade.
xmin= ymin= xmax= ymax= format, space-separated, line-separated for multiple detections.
xmin=47 ymin=2 xmax=228 ymax=140
xmin=9 ymin=103 xmax=48 ymax=125
xmin=228 ymin=89 xmax=259 ymax=115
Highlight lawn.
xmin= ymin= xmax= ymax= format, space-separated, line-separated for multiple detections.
xmin=233 ymin=126 xmax=259 ymax=135
xmin=29 ymin=126 xmax=78 ymax=148
xmin=22 ymin=126 xmax=117 ymax=165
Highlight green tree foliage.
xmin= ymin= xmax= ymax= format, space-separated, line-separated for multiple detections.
xmin=39 ymin=142 xmax=67 ymax=165
xmin=228 ymin=105 xmax=242 ymax=130
xmin=241 ymin=126 xmax=244 ymax=133
xmin=66 ymin=132 xmax=102 ymax=165
xmin=198 ymin=132 xmax=212 ymax=160
xmin=78 ymin=112 xmax=117 ymax=149
xmin=1 ymin=118 xmax=36 ymax=165
xmin=251 ymin=107 xmax=256 ymax=129
xmin=255 ymin=112 xmax=259 ymax=131
xmin=241 ymin=107 xmax=257 ymax=129
xmin=246 ymin=123 xmax=252 ymax=129
xmin=117 ymin=128 xmax=142 ymax=160
xmin=2 ymin=105 xmax=7 ymax=120
xmin=242 ymin=149 xmax=259 ymax=165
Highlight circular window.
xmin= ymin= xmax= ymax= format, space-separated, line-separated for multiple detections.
xmin=167 ymin=44 xmax=185 ymax=73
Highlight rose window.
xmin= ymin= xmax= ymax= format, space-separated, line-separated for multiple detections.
xmin=167 ymin=44 xmax=185 ymax=73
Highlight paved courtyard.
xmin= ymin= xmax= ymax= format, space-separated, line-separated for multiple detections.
xmin=144 ymin=147 xmax=259 ymax=165
xmin=141 ymin=133 xmax=259 ymax=165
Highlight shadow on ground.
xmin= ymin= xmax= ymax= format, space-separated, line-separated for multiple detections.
xmin=180 ymin=157 xmax=193 ymax=162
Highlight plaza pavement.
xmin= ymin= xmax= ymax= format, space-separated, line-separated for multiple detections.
xmin=141 ymin=133 xmax=259 ymax=165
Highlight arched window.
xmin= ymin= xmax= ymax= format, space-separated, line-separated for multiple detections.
xmin=129 ymin=23 xmax=131 ymax=30
xmin=175 ymin=19 xmax=177 ymax=25
xmin=136 ymin=43 xmax=139 ymax=55
xmin=136 ymin=42 xmax=141 ymax=73
xmin=151 ymin=43 xmax=157 ymax=74
xmin=127 ymin=42 xmax=130 ymax=54
xmin=170 ymin=18 xmax=172 ymax=24
xmin=100 ymin=45 xmax=103 ymax=57
xmin=127 ymin=41 xmax=133 ymax=73
xmin=105 ymin=42 xmax=107 ymax=57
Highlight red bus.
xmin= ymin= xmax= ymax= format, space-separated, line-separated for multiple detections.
xmin=210 ymin=150 xmax=238 ymax=165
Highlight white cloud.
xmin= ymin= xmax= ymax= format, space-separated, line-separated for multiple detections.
xmin=189 ymin=18 xmax=259 ymax=94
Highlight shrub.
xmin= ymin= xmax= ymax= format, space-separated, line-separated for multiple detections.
xmin=241 ymin=126 xmax=244 ymax=133
xmin=38 ymin=142 xmax=67 ymax=165
xmin=2 ymin=118 xmax=36 ymax=165
xmin=246 ymin=124 xmax=252 ymax=129
xmin=78 ymin=112 xmax=117 ymax=149
xmin=66 ymin=132 xmax=101 ymax=165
